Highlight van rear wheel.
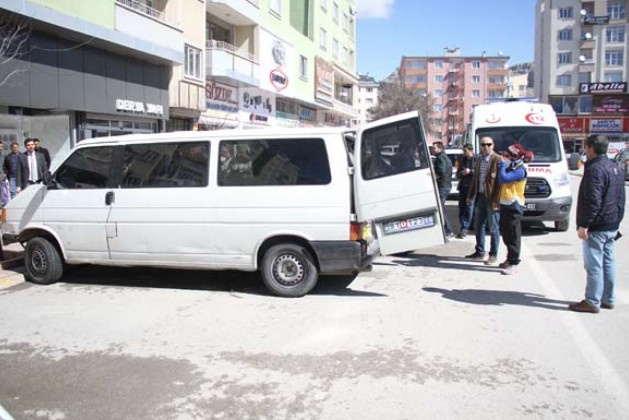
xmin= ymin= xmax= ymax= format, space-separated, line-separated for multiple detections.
xmin=25 ymin=237 xmax=64 ymax=285
xmin=261 ymin=244 xmax=318 ymax=297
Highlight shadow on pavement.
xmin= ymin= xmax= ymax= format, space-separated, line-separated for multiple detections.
xmin=59 ymin=265 xmax=385 ymax=298
xmin=423 ymin=287 xmax=571 ymax=311
xmin=391 ymin=253 xmax=500 ymax=273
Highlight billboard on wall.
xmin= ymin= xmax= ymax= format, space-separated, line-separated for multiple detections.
xmin=589 ymin=118 xmax=623 ymax=133
xmin=239 ymin=87 xmax=276 ymax=125
xmin=315 ymin=56 xmax=334 ymax=105
xmin=259 ymin=29 xmax=293 ymax=96
xmin=592 ymin=95 xmax=629 ymax=114
xmin=558 ymin=117 xmax=585 ymax=133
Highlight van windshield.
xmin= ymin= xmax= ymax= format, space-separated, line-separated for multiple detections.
xmin=476 ymin=127 xmax=562 ymax=163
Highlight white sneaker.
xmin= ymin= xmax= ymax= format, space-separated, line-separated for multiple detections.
xmin=501 ymin=265 xmax=517 ymax=275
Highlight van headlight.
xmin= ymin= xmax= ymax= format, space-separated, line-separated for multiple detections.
xmin=553 ymin=172 xmax=570 ymax=187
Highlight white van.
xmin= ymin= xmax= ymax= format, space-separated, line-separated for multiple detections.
xmin=2 ymin=112 xmax=446 ymax=297
xmin=469 ymin=101 xmax=572 ymax=231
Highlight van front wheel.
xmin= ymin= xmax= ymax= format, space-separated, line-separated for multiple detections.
xmin=25 ymin=237 xmax=64 ymax=285
xmin=261 ymin=244 xmax=318 ymax=297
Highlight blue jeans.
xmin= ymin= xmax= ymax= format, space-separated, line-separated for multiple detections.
xmin=9 ymin=177 xmax=16 ymax=199
xmin=458 ymin=187 xmax=474 ymax=233
xmin=473 ymin=195 xmax=500 ymax=256
xmin=583 ymin=230 xmax=618 ymax=307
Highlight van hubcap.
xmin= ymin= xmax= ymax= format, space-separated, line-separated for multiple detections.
xmin=273 ymin=254 xmax=304 ymax=286
xmin=30 ymin=248 xmax=47 ymax=274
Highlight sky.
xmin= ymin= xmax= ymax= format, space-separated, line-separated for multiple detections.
xmin=356 ymin=0 xmax=538 ymax=81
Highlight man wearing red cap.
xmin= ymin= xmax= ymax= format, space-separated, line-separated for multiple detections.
xmin=497 ymin=143 xmax=528 ymax=275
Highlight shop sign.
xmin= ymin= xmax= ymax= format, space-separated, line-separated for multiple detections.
xmin=241 ymin=89 xmax=273 ymax=115
xmin=590 ymin=119 xmax=623 ymax=133
xmin=299 ymin=106 xmax=316 ymax=121
xmin=315 ymin=56 xmax=334 ymax=105
xmin=115 ymin=99 xmax=164 ymax=116
xmin=592 ymin=95 xmax=629 ymax=114
xmin=583 ymin=15 xmax=609 ymax=25
xmin=270 ymin=67 xmax=289 ymax=92
xmin=580 ymin=82 xmax=627 ymax=94
xmin=558 ymin=117 xmax=585 ymax=133
xmin=205 ymin=82 xmax=238 ymax=113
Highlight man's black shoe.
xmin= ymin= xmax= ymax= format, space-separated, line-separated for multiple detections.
xmin=601 ymin=302 xmax=614 ymax=310
xmin=568 ymin=300 xmax=600 ymax=314
xmin=465 ymin=252 xmax=485 ymax=261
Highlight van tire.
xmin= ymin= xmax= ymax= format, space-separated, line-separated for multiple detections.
xmin=555 ymin=220 xmax=569 ymax=232
xmin=261 ymin=244 xmax=318 ymax=297
xmin=24 ymin=237 xmax=64 ymax=285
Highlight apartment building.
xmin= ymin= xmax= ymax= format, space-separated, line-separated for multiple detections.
xmin=202 ymin=0 xmax=359 ymax=129
xmin=353 ymin=73 xmax=379 ymax=126
xmin=0 ymin=0 xmax=200 ymax=165
xmin=535 ymin=0 xmax=629 ymax=152
xmin=400 ymin=48 xmax=510 ymax=145
xmin=508 ymin=62 xmax=535 ymax=98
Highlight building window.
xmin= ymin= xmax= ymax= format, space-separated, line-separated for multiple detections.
xmin=434 ymin=60 xmax=443 ymax=69
xmin=557 ymin=52 xmax=572 ymax=64
xmin=608 ymin=2 xmax=626 ymax=20
xmin=184 ymin=45 xmax=201 ymax=79
xmin=300 ymin=55 xmax=308 ymax=80
xmin=333 ymin=2 xmax=339 ymax=22
xmin=434 ymin=104 xmax=443 ymax=111
xmin=558 ymin=29 xmax=573 ymax=41
xmin=319 ymin=28 xmax=327 ymax=50
xmin=559 ymin=7 xmax=573 ymax=18
xmin=434 ymin=118 xmax=443 ymax=126
xmin=488 ymin=90 xmax=502 ymax=98
xmin=488 ymin=61 xmax=504 ymax=69
xmin=472 ymin=89 xmax=480 ymax=97
xmin=579 ymin=95 xmax=592 ymax=113
xmin=472 ymin=61 xmax=480 ymax=69
xmin=556 ymin=74 xmax=572 ymax=86
xmin=320 ymin=0 xmax=327 ymax=12
xmin=333 ymin=38 xmax=339 ymax=58
xmin=604 ymin=71 xmax=623 ymax=82
xmin=606 ymin=26 xmax=625 ymax=43
xmin=367 ymin=87 xmax=373 ymax=93
xmin=343 ymin=13 xmax=349 ymax=32
xmin=472 ymin=75 xmax=480 ymax=83
xmin=270 ymin=0 xmax=281 ymax=16
xmin=605 ymin=50 xmax=624 ymax=66
xmin=579 ymin=72 xmax=591 ymax=83
xmin=366 ymin=98 xmax=373 ymax=104
xmin=435 ymin=75 xmax=443 ymax=83
xmin=418 ymin=89 xmax=427 ymax=96
xmin=342 ymin=46 xmax=348 ymax=65
xmin=434 ymin=89 xmax=443 ymax=98
xmin=435 ymin=132 xmax=442 ymax=140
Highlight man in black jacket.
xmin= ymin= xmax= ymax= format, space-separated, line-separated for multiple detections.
xmin=456 ymin=144 xmax=476 ymax=238
xmin=431 ymin=141 xmax=454 ymax=239
xmin=569 ymin=135 xmax=625 ymax=313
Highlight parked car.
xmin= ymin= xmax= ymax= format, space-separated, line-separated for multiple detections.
xmin=612 ymin=148 xmax=629 ymax=181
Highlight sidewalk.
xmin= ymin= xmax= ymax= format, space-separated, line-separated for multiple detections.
xmin=0 ymin=242 xmax=25 ymax=291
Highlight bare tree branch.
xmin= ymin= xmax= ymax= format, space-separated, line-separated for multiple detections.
xmin=0 ymin=13 xmax=31 ymax=87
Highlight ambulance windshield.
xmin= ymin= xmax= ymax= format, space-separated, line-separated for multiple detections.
xmin=476 ymin=127 xmax=562 ymax=163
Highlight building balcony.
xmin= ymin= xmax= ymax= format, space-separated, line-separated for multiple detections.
xmin=206 ymin=40 xmax=259 ymax=87
xmin=333 ymin=98 xmax=359 ymax=118
xmin=488 ymin=68 xmax=509 ymax=76
xmin=448 ymin=108 xmax=459 ymax=116
xmin=207 ymin=0 xmax=259 ymax=26
xmin=487 ymin=83 xmax=508 ymax=91
xmin=115 ymin=0 xmax=183 ymax=55
xmin=580 ymin=37 xmax=596 ymax=49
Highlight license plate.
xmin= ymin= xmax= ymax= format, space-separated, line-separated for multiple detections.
xmin=383 ymin=215 xmax=435 ymax=235
xmin=526 ymin=203 xmax=537 ymax=210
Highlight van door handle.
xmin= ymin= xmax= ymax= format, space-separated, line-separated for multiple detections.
xmin=105 ymin=191 xmax=115 ymax=205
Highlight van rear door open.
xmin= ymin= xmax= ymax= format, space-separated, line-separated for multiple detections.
xmin=354 ymin=111 xmax=446 ymax=255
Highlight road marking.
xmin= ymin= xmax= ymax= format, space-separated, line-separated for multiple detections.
xmin=523 ymin=242 xmax=629 ymax=416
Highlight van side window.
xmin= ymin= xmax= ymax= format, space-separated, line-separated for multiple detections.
xmin=360 ymin=118 xmax=429 ymax=180
xmin=54 ymin=146 xmax=114 ymax=189
xmin=121 ymin=142 xmax=209 ymax=188
xmin=218 ymin=138 xmax=331 ymax=186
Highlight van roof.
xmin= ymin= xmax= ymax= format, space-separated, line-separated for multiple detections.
xmin=78 ymin=126 xmax=351 ymax=147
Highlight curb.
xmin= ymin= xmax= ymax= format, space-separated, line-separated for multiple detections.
xmin=0 ymin=252 xmax=25 ymax=290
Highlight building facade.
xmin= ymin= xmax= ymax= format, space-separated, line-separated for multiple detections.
xmin=201 ymin=0 xmax=359 ymax=130
xmin=0 ymin=0 xmax=186 ymax=165
xmin=535 ymin=0 xmax=629 ymax=152
xmin=508 ymin=62 xmax=535 ymax=98
xmin=400 ymin=48 xmax=510 ymax=145
xmin=353 ymin=73 xmax=379 ymax=126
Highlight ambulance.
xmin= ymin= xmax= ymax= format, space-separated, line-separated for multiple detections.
xmin=469 ymin=101 xmax=572 ymax=231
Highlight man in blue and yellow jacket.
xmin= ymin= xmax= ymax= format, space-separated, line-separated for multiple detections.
xmin=497 ymin=143 xmax=528 ymax=275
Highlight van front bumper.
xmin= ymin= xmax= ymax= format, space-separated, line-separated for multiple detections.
xmin=311 ymin=239 xmax=380 ymax=275
xmin=523 ymin=196 xmax=572 ymax=222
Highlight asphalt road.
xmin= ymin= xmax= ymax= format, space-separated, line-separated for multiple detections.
xmin=1 ymin=175 xmax=628 ymax=420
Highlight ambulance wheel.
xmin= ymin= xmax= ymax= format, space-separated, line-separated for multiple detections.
xmin=261 ymin=244 xmax=318 ymax=297
xmin=555 ymin=220 xmax=569 ymax=232
xmin=24 ymin=237 xmax=64 ymax=285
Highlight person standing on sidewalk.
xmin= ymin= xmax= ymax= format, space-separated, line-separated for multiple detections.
xmin=465 ymin=136 xmax=502 ymax=265
xmin=569 ymin=135 xmax=625 ymax=314
xmin=431 ymin=141 xmax=454 ymax=239
xmin=456 ymin=144 xmax=476 ymax=238
xmin=497 ymin=143 xmax=528 ymax=275
xmin=4 ymin=142 xmax=21 ymax=199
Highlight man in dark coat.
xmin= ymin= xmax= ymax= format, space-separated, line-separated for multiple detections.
xmin=431 ymin=141 xmax=454 ymax=238
xmin=569 ymin=135 xmax=625 ymax=313
xmin=456 ymin=144 xmax=476 ymax=238
xmin=16 ymin=138 xmax=47 ymax=192
xmin=33 ymin=138 xmax=51 ymax=170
